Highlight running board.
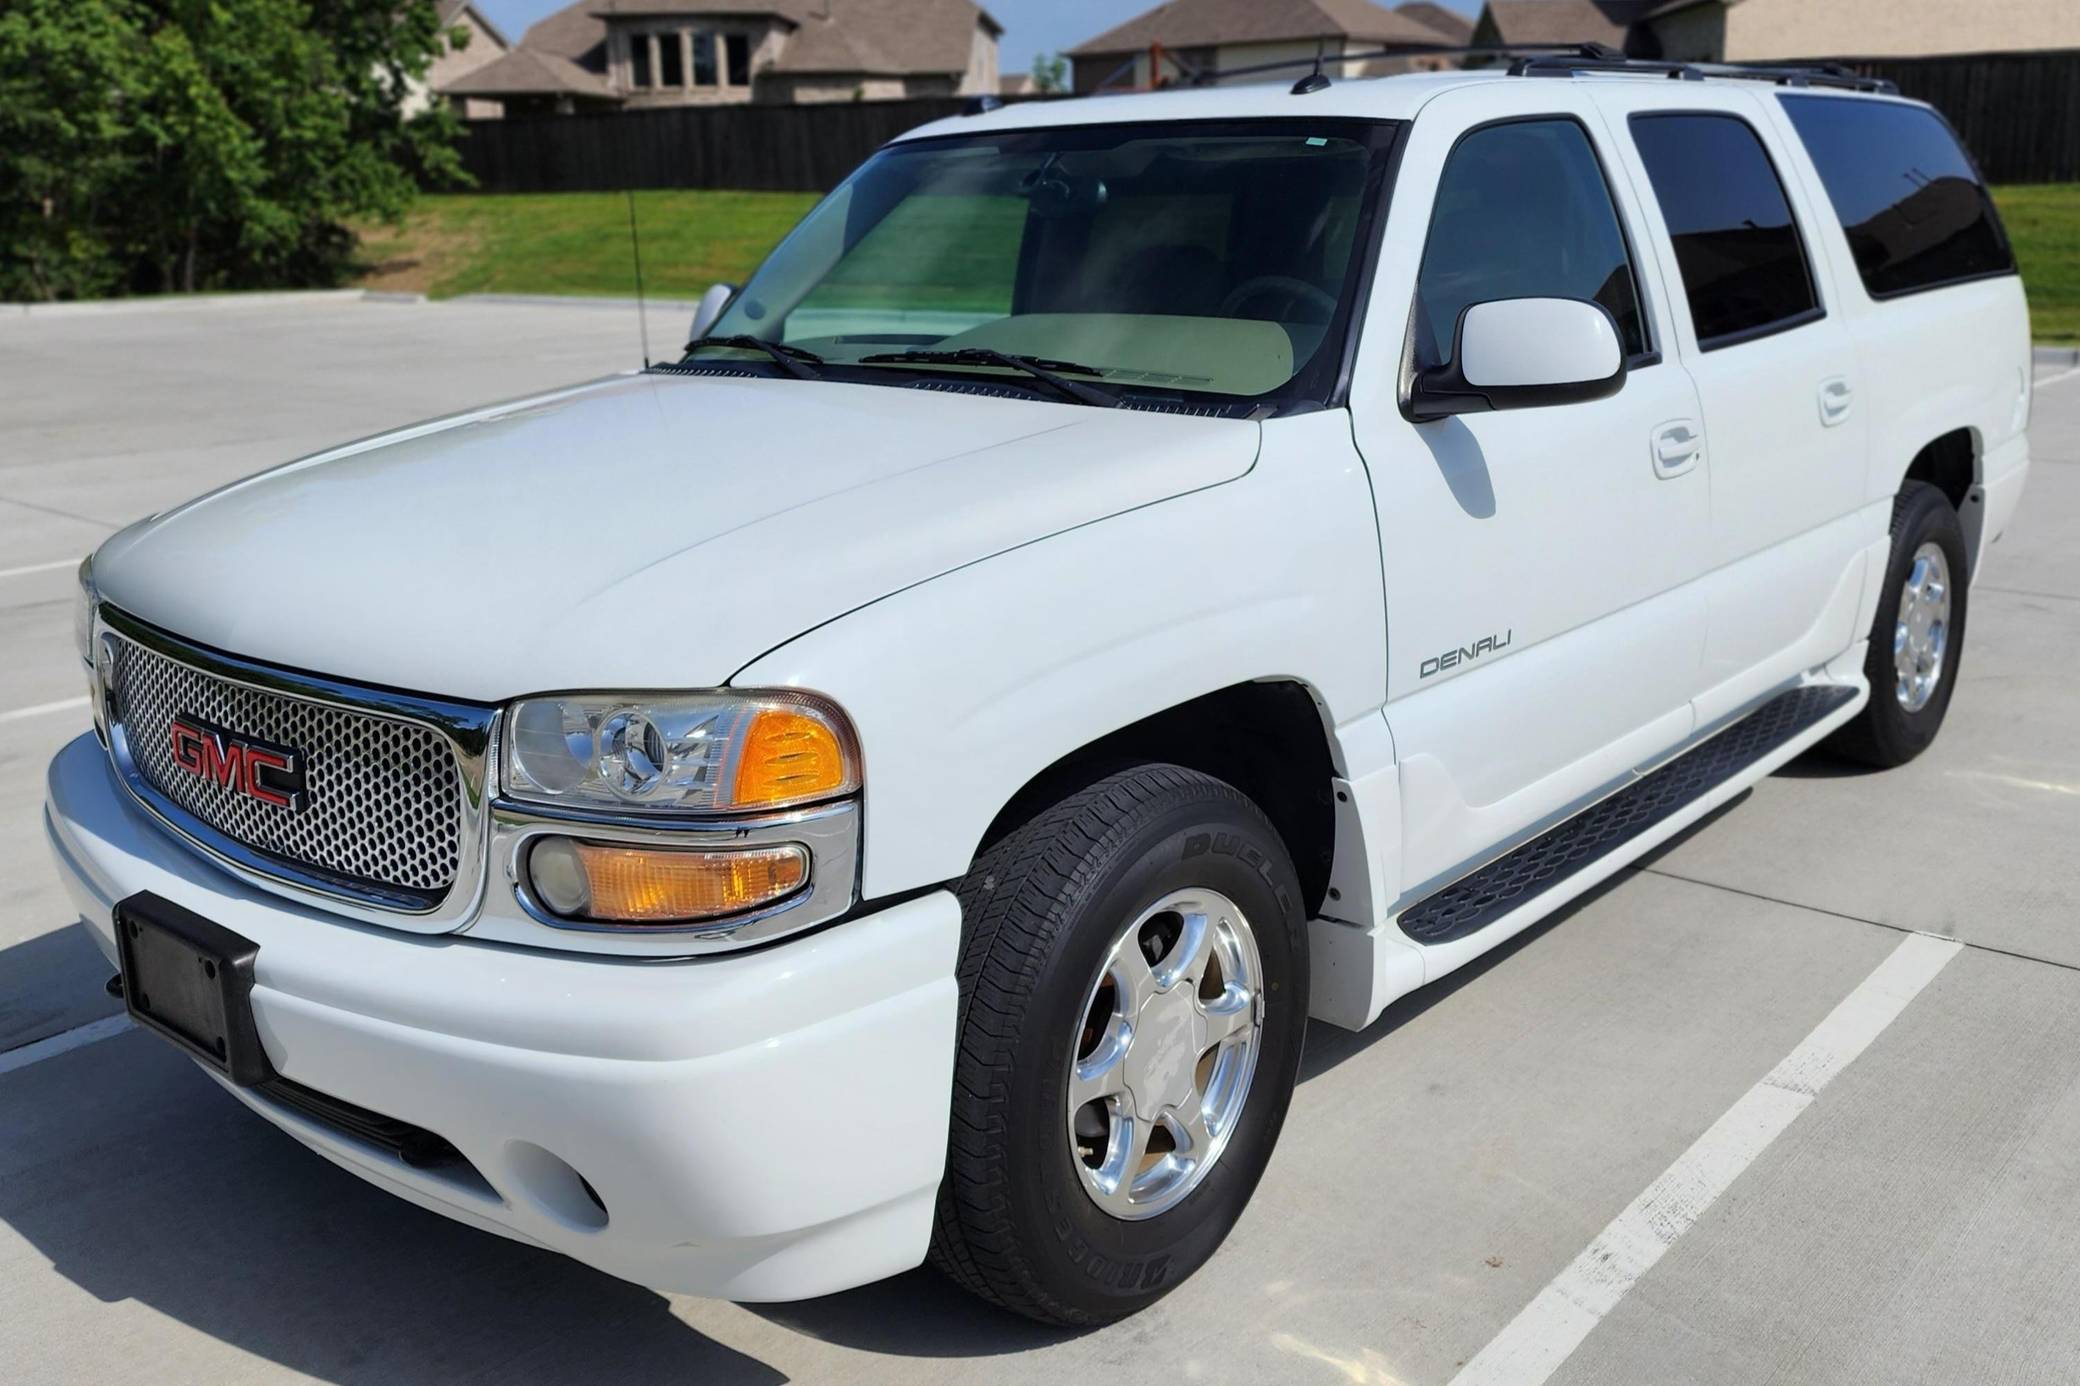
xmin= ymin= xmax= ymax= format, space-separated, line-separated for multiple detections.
xmin=1396 ymin=685 xmax=1858 ymax=946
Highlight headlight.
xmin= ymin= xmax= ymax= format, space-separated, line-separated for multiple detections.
xmin=503 ymin=691 xmax=860 ymax=814
xmin=73 ymin=556 xmax=96 ymax=666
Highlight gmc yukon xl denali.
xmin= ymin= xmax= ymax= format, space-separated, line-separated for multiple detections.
xmin=45 ymin=56 xmax=2032 ymax=1325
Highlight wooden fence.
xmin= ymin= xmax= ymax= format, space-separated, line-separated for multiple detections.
xmin=453 ymin=98 xmax=982 ymax=194
xmin=449 ymin=49 xmax=2080 ymax=196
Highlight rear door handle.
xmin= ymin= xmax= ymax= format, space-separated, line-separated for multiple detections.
xmin=1652 ymin=420 xmax=1703 ymax=479
xmin=1820 ymin=377 xmax=1855 ymax=427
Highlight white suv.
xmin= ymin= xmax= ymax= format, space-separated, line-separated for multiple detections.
xmin=46 ymin=55 xmax=2031 ymax=1326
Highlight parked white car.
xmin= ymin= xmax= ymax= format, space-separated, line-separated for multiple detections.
xmin=47 ymin=52 xmax=2031 ymax=1326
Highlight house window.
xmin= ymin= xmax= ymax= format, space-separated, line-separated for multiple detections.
xmin=725 ymin=33 xmax=751 ymax=87
xmin=692 ymin=30 xmax=718 ymax=87
xmin=658 ymin=31 xmax=684 ymax=88
xmin=630 ymin=35 xmax=652 ymax=89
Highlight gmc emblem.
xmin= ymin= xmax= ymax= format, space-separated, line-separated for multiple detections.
xmin=169 ymin=715 xmax=308 ymax=812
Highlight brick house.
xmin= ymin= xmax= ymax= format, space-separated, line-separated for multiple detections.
xmin=1471 ymin=0 xmax=2080 ymax=61
xmin=1068 ymin=0 xmax=1481 ymax=95
xmin=442 ymin=0 xmax=1001 ymax=116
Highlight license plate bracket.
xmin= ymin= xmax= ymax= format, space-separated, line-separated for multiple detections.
xmin=114 ymin=892 xmax=277 ymax=1087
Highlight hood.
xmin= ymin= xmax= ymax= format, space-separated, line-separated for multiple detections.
xmin=94 ymin=374 xmax=1261 ymax=702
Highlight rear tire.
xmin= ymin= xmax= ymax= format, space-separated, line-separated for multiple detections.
xmin=929 ymin=764 xmax=1308 ymax=1326
xmin=1829 ymin=481 xmax=1969 ymax=768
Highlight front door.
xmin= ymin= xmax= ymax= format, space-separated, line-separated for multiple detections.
xmin=1347 ymin=85 xmax=1713 ymax=901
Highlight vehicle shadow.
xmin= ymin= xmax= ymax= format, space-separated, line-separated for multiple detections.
xmin=1771 ymin=743 xmax=1887 ymax=780
xmin=1300 ymin=792 xmax=1751 ymax=1083
xmin=0 ymin=1011 xmax=790 ymax=1385
xmin=0 ymin=774 xmax=1793 ymax=1375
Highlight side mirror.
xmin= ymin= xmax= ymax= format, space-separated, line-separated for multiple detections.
xmin=1408 ymin=297 xmax=1627 ymax=422
xmin=689 ymin=282 xmax=737 ymax=345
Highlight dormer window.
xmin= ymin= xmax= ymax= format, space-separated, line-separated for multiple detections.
xmin=621 ymin=26 xmax=755 ymax=93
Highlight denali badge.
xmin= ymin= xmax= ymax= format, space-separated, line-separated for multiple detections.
xmin=169 ymin=714 xmax=308 ymax=811
xmin=1420 ymin=630 xmax=1514 ymax=680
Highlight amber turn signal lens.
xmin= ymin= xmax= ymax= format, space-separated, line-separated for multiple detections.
xmin=729 ymin=705 xmax=857 ymax=809
xmin=527 ymin=837 xmax=808 ymax=925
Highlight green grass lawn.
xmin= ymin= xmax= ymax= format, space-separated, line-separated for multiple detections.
xmin=1995 ymin=185 xmax=2079 ymax=343
xmin=353 ymin=190 xmax=819 ymax=300
xmin=358 ymin=185 xmax=2080 ymax=341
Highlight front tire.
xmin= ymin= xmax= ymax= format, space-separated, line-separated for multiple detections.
xmin=930 ymin=764 xmax=1309 ymax=1326
xmin=1830 ymin=481 xmax=1970 ymax=768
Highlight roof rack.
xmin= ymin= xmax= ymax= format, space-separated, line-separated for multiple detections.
xmin=1153 ymin=41 xmax=1897 ymax=98
xmin=1509 ymin=44 xmax=1898 ymax=94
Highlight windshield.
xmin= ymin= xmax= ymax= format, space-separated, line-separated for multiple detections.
xmin=701 ymin=119 xmax=1398 ymax=409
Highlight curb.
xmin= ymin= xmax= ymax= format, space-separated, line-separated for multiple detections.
xmin=2036 ymin=345 xmax=2080 ymax=368
xmin=448 ymin=292 xmax=702 ymax=312
xmin=4 ymin=289 xmax=426 ymax=318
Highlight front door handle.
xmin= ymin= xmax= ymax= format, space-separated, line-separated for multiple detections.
xmin=1652 ymin=419 xmax=1703 ymax=479
xmin=1820 ymin=376 xmax=1855 ymax=427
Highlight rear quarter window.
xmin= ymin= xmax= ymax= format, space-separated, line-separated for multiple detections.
xmin=1780 ymin=95 xmax=2017 ymax=299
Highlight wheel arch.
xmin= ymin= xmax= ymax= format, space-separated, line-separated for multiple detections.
xmin=1900 ymin=427 xmax=1985 ymax=571
xmin=976 ymin=679 xmax=1346 ymax=920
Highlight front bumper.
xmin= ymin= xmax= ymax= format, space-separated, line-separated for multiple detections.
xmin=44 ymin=732 xmax=961 ymax=1302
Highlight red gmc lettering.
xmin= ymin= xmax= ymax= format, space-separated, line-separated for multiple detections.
xmin=168 ymin=718 xmax=300 ymax=808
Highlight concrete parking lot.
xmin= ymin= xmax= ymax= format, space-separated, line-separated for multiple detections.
xmin=3 ymin=296 xmax=2079 ymax=1385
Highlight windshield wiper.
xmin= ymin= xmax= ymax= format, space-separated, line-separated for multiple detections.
xmin=858 ymin=348 xmax=1117 ymax=408
xmin=685 ymin=335 xmax=826 ymax=381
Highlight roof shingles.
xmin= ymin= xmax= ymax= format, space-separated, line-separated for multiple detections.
xmin=440 ymin=45 xmax=617 ymax=97
xmin=1070 ymin=0 xmax=1445 ymax=57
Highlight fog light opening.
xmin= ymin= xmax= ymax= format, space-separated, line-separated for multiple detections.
xmin=505 ymin=1140 xmax=609 ymax=1232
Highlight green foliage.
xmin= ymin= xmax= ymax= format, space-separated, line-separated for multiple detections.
xmin=0 ymin=0 xmax=467 ymax=301
xmin=1993 ymin=185 xmax=2080 ymax=343
xmin=1030 ymin=53 xmax=1069 ymax=95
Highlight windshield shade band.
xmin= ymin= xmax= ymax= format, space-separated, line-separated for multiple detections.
xmin=691 ymin=117 xmax=1406 ymax=418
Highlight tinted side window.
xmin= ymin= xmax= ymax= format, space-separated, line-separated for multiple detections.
xmin=1630 ymin=114 xmax=1820 ymax=348
xmin=1780 ymin=95 xmax=2016 ymax=299
xmin=1415 ymin=119 xmax=1648 ymax=371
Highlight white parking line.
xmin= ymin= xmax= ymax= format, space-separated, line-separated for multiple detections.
xmin=0 ymin=696 xmax=90 ymax=727
xmin=1449 ymin=931 xmax=1963 ymax=1386
xmin=2040 ymin=367 xmax=2080 ymax=391
xmin=0 ymin=558 xmax=81 ymax=581
xmin=0 ymin=1014 xmax=132 ymax=1079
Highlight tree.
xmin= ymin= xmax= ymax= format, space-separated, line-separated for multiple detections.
xmin=1031 ymin=52 xmax=1069 ymax=95
xmin=0 ymin=0 xmax=466 ymax=301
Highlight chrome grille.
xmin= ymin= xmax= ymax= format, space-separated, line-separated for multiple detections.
xmin=107 ymin=635 xmax=464 ymax=896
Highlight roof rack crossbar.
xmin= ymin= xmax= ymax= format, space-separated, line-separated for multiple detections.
xmin=1101 ymin=40 xmax=1897 ymax=98
xmin=1508 ymin=51 xmax=1897 ymax=94
xmin=1191 ymin=42 xmax=1586 ymax=88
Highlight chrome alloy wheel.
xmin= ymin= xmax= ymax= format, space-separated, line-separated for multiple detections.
xmin=1066 ymin=888 xmax=1264 ymax=1221
xmin=1895 ymin=541 xmax=1952 ymax=713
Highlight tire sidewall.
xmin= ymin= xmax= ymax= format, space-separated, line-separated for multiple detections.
xmin=1001 ymin=791 xmax=1307 ymax=1320
xmin=1867 ymin=487 xmax=1970 ymax=760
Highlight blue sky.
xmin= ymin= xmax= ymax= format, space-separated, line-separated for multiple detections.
xmin=474 ymin=0 xmax=1485 ymax=76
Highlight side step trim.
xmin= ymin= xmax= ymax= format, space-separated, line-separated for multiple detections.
xmin=1397 ymin=685 xmax=1857 ymax=946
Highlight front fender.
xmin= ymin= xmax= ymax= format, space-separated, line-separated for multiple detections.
xmin=731 ymin=412 xmax=1389 ymax=900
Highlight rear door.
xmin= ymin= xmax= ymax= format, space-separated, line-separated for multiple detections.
xmin=1595 ymin=86 xmax=1874 ymax=723
xmin=1346 ymin=83 xmax=1711 ymax=901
